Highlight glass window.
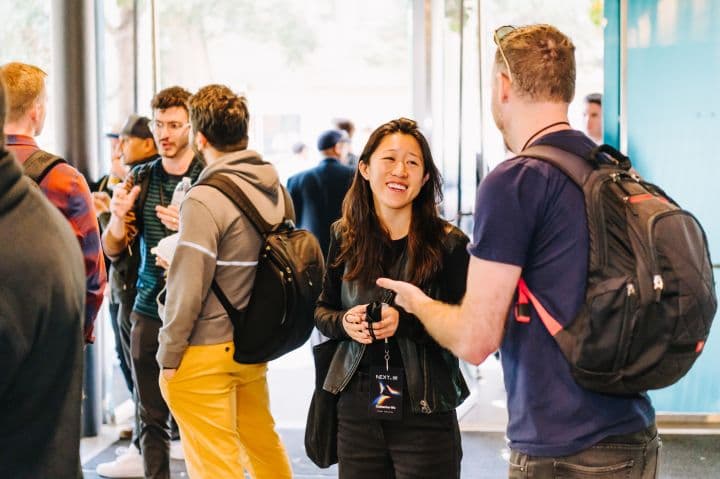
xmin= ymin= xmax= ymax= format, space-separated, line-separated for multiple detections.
xmin=0 ymin=0 xmax=56 ymax=152
xmin=149 ymin=0 xmax=414 ymax=182
xmin=428 ymin=0 xmax=483 ymax=230
xmin=479 ymin=0 xmax=605 ymax=171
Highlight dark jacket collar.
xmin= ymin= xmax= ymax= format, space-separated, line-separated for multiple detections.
xmin=0 ymin=148 xmax=29 ymax=215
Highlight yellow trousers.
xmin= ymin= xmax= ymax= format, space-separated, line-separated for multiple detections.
xmin=159 ymin=341 xmax=292 ymax=479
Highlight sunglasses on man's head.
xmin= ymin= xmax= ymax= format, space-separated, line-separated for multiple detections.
xmin=493 ymin=25 xmax=516 ymax=82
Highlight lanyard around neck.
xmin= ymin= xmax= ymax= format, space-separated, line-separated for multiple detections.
xmin=521 ymin=121 xmax=570 ymax=151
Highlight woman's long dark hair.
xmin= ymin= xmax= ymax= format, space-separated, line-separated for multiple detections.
xmin=334 ymin=118 xmax=446 ymax=287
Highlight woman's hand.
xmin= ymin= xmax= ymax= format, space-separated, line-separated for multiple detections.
xmin=342 ymin=304 xmax=372 ymax=344
xmin=369 ymin=304 xmax=400 ymax=340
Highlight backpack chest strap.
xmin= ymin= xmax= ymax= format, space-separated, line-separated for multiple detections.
xmin=515 ymin=278 xmax=564 ymax=337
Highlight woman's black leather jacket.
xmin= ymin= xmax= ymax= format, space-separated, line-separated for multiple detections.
xmin=314 ymin=225 xmax=470 ymax=415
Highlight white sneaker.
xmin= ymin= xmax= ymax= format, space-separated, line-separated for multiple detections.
xmin=96 ymin=447 xmax=144 ymax=478
xmin=170 ymin=439 xmax=185 ymax=461
xmin=114 ymin=446 xmax=129 ymax=456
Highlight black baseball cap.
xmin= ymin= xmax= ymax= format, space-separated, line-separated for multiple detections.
xmin=120 ymin=114 xmax=153 ymax=139
xmin=317 ymin=129 xmax=350 ymax=151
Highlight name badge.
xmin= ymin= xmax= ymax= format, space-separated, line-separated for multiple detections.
xmin=368 ymin=367 xmax=404 ymax=420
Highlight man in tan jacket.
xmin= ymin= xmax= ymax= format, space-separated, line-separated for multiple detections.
xmin=157 ymin=84 xmax=292 ymax=479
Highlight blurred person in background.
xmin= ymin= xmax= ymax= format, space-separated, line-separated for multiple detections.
xmin=583 ymin=92 xmax=602 ymax=143
xmin=333 ymin=117 xmax=357 ymax=167
xmin=287 ymin=129 xmax=353 ymax=257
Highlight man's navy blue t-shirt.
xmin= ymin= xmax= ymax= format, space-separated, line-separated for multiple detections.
xmin=469 ymin=130 xmax=654 ymax=456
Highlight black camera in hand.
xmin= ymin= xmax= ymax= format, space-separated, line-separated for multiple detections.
xmin=366 ymin=301 xmax=384 ymax=341
xmin=366 ymin=301 xmax=383 ymax=324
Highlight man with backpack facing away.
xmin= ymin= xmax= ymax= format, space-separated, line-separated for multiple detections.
xmin=101 ymin=86 xmax=204 ymax=479
xmin=157 ymin=84 xmax=292 ymax=479
xmin=380 ymin=25 xmax=663 ymax=478
xmin=1 ymin=61 xmax=106 ymax=343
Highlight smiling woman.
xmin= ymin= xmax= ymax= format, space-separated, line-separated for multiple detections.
xmin=360 ymin=132 xmax=428 ymax=218
xmin=314 ymin=117 xmax=471 ymax=477
xmin=337 ymin=118 xmax=445 ymax=287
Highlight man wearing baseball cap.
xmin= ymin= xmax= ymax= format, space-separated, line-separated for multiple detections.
xmin=118 ymin=114 xmax=158 ymax=167
xmin=287 ymin=129 xmax=354 ymax=256
xmin=95 ymin=113 xmax=161 ymax=477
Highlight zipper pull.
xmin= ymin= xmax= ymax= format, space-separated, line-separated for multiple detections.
xmin=653 ymin=274 xmax=664 ymax=301
xmin=384 ymin=338 xmax=390 ymax=372
xmin=626 ymin=282 xmax=636 ymax=296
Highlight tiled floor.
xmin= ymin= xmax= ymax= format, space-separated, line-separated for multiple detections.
xmin=82 ymin=429 xmax=720 ymax=478
xmin=83 ymin=345 xmax=720 ymax=478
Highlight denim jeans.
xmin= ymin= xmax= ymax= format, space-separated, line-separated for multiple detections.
xmin=508 ymin=425 xmax=660 ymax=479
xmin=336 ymin=372 xmax=462 ymax=479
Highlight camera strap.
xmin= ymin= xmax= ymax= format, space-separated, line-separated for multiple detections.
xmin=367 ymin=245 xmax=408 ymax=421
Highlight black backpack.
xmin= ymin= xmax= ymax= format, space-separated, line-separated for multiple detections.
xmin=515 ymin=144 xmax=716 ymax=395
xmin=199 ymin=174 xmax=325 ymax=364
xmin=22 ymin=150 xmax=66 ymax=184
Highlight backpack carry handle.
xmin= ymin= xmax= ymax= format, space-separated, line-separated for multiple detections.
xmin=590 ymin=144 xmax=632 ymax=171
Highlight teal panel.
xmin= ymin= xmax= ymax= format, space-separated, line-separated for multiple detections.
xmin=615 ymin=0 xmax=720 ymax=413
xmin=624 ymin=0 xmax=720 ymax=260
xmin=603 ymin=0 xmax=621 ymax=148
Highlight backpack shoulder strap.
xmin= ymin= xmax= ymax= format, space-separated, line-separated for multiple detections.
xmin=134 ymin=160 xmax=155 ymax=212
xmin=197 ymin=174 xmax=274 ymax=235
xmin=210 ymin=277 xmax=245 ymax=320
xmin=280 ymin=185 xmax=296 ymax=224
xmin=23 ymin=150 xmax=67 ymax=184
xmin=194 ymin=174 xmax=255 ymax=324
xmin=126 ymin=158 xmax=159 ymax=235
xmin=518 ymin=145 xmax=594 ymax=188
xmin=96 ymin=174 xmax=110 ymax=193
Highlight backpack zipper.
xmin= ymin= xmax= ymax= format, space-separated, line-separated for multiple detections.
xmin=647 ymin=209 xmax=692 ymax=302
xmin=592 ymin=175 xmax=614 ymax=266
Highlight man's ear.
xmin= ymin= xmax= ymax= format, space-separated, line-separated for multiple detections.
xmin=29 ymin=99 xmax=41 ymax=125
xmin=195 ymin=131 xmax=208 ymax=150
xmin=497 ymin=71 xmax=512 ymax=104
xmin=142 ymin=137 xmax=155 ymax=153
